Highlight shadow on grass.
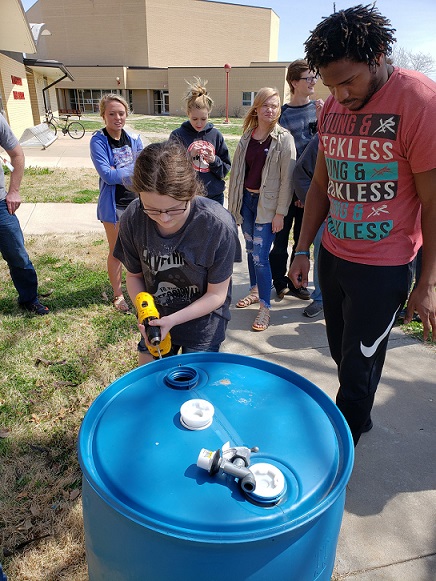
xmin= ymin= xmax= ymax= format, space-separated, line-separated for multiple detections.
xmin=0 ymin=284 xmax=131 ymax=316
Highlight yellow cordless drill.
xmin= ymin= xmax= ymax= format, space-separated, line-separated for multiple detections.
xmin=135 ymin=292 xmax=171 ymax=359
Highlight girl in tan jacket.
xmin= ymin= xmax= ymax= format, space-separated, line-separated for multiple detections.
xmin=228 ymin=87 xmax=296 ymax=331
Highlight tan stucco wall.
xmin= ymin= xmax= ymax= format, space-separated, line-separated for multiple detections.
xmin=0 ymin=55 xmax=34 ymax=138
xmin=27 ymin=0 xmax=277 ymax=68
xmin=122 ymin=68 xmax=168 ymax=90
xmin=168 ymin=66 xmax=288 ymax=117
xmin=145 ymin=0 xmax=278 ymax=67
xmin=56 ymin=67 xmax=127 ymax=90
xmin=27 ymin=0 xmax=148 ymax=67
xmin=131 ymin=89 xmax=155 ymax=115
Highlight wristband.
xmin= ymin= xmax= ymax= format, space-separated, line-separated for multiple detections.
xmin=294 ymin=251 xmax=310 ymax=257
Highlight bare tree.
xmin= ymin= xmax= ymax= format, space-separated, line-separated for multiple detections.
xmin=409 ymin=52 xmax=435 ymax=76
xmin=391 ymin=44 xmax=435 ymax=76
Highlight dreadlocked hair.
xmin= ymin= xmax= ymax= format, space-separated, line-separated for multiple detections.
xmin=304 ymin=4 xmax=396 ymax=72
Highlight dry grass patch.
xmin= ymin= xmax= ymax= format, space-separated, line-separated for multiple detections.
xmin=5 ymin=503 xmax=88 ymax=581
xmin=19 ymin=168 xmax=99 ymax=204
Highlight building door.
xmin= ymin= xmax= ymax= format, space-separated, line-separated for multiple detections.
xmin=154 ymin=90 xmax=169 ymax=115
xmin=163 ymin=91 xmax=169 ymax=114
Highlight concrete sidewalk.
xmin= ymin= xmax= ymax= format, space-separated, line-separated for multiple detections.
xmin=21 ymin=131 xmax=96 ymax=169
xmin=15 ymin=136 xmax=436 ymax=580
xmin=17 ymin=202 xmax=104 ymax=235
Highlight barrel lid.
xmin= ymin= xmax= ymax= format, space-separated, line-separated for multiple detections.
xmin=78 ymin=353 xmax=353 ymax=542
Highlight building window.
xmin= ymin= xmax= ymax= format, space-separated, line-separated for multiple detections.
xmin=242 ymin=92 xmax=257 ymax=106
xmin=70 ymin=89 xmax=121 ymax=113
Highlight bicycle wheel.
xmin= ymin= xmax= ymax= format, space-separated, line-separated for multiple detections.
xmin=46 ymin=122 xmax=57 ymax=136
xmin=67 ymin=121 xmax=85 ymax=139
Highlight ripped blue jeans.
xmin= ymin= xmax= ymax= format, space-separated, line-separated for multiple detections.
xmin=240 ymin=189 xmax=275 ymax=309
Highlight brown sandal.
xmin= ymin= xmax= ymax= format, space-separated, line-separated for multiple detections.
xmin=113 ymin=295 xmax=130 ymax=313
xmin=236 ymin=292 xmax=260 ymax=308
xmin=252 ymin=306 xmax=270 ymax=331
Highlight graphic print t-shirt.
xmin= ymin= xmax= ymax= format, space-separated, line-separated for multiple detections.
xmin=113 ymin=196 xmax=240 ymax=348
xmin=319 ymin=68 xmax=436 ymax=266
xmin=103 ymin=128 xmax=136 ymax=207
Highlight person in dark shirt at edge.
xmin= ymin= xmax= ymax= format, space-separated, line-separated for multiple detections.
xmin=269 ymin=59 xmax=323 ymax=302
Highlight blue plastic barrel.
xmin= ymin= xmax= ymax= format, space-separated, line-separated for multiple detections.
xmin=78 ymin=353 xmax=354 ymax=580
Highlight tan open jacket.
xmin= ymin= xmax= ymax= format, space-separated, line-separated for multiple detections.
xmin=228 ymin=124 xmax=296 ymax=225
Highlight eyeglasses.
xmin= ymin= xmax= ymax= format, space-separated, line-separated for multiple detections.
xmin=141 ymin=200 xmax=189 ymax=216
xmin=300 ymin=75 xmax=319 ymax=84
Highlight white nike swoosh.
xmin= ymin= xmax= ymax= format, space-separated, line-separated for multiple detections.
xmin=360 ymin=308 xmax=399 ymax=358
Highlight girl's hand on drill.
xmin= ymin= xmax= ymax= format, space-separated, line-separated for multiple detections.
xmin=145 ymin=316 xmax=172 ymax=341
xmin=138 ymin=323 xmax=154 ymax=351
xmin=138 ymin=321 xmax=169 ymax=352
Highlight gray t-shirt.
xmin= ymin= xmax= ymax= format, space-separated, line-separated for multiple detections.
xmin=0 ymin=115 xmax=19 ymax=201
xmin=114 ymin=196 xmax=240 ymax=349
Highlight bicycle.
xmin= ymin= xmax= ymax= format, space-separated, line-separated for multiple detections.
xmin=45 ymin=111 xmax=85 ymax=139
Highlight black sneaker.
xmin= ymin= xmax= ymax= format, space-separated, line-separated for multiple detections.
xmin=287 ymin=283 xmax=311 ymax=300
xmin=20 ymin=299 xmax=49 ymax=315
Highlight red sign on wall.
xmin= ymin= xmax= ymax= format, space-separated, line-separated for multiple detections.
xmin=13 ymin=91 xmax=25 ymax=100
xmin=11 ymin=76 xmax=22 ymax=85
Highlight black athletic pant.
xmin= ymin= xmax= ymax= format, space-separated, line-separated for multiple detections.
xmin=269 ymin=196 xmax=304 ymax=293
xmin=319 ymin=245 xmax=410 ymax=445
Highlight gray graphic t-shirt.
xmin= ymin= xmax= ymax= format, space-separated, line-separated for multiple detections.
xmin=114 ymin=196 xmax=239 ymax=349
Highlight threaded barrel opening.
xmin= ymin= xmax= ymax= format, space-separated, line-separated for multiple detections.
xmin=164 ymin=366 xmax=199 ymax=390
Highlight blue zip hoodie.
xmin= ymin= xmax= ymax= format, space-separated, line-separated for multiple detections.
xmin=170 ymin=121 xmax=231 ymax=204
xmin=90 ymin=128 xmax=143 ymax=223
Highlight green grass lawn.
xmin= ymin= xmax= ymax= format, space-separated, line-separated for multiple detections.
xmin=0 ymin=233 xmax=138 ymax=580
xmin=79 ymin=113 xmax=244 ymax=137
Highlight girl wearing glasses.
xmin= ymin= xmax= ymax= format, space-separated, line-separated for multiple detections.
xmin=114 ymin=140 xmax=240 ymax=366
xmin=228 ymin=87 xmax=296 ymax=332
xmin=169 ymin=78 xmax=231 ymax=205
xmin=90 ymin=93 xmax=143 ymax=313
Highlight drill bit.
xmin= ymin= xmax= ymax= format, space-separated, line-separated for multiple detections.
xmin=157 ymin=346 xmax=162 ymax=359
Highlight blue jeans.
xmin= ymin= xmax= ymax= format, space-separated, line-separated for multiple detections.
xmin=240 ymin=189 xmax=275 ymax=309
xmin=311 ymin=222 xmax=325 ymax=304
xmin=0 ymin=200 xmax=38 ymax=304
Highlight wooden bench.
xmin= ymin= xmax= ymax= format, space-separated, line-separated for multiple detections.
xmin=58 ymin=109 xmax=83 ymax=119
